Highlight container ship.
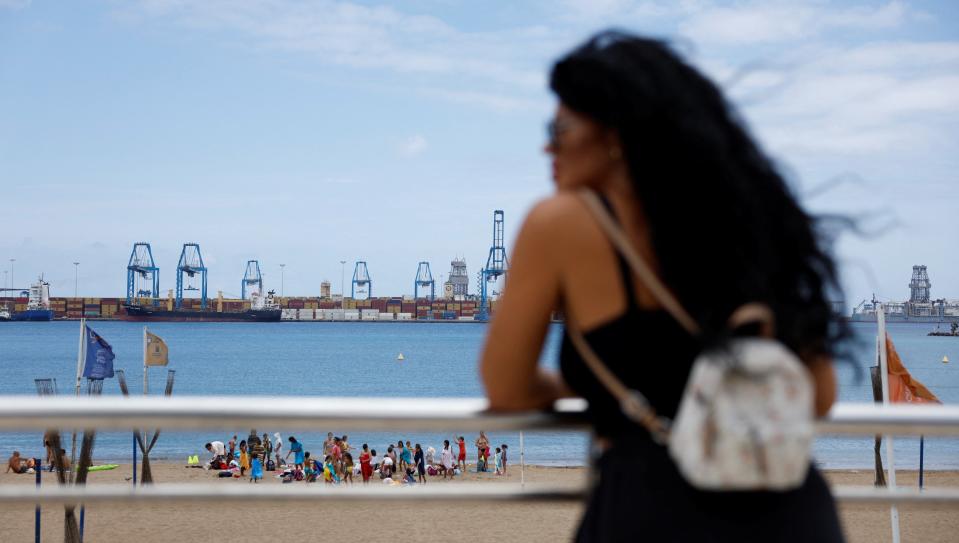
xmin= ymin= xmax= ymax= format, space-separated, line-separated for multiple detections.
xmin=0 ymin=278 xmax=55 ymax=321
xmin=122 ymin=290 xmax=281 ymax=322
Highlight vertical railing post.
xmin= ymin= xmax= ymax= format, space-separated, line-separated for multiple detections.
xmin=34 ymin=461 xmax=41 ymax=543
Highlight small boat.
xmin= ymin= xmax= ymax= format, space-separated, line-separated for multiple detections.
xmin=928 ymin=322 xmax=959 ymax=337
xmin=397 ymin=353 xmax=405 ymax=361
xmin=0 ymin=306 xmax=10 ymax=321
xmin=944 ymin=356 xmax=950 ymax=364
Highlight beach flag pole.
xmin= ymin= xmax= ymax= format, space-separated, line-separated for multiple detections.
xmin=919 ymin=436 xmax=925 ymax=490
xmin=519 ymin=431 xmax=525 ymax=488
xmin=876 ymin=306 xmax=901 ymax=543
xmin=70 ymin=318 xmax=87 ymax=484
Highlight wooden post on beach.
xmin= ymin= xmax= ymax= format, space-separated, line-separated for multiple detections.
xmin=869 ymin=366 xmax=886 ymax=487
xmin=877 ymin=306 xmax=901 ymax=543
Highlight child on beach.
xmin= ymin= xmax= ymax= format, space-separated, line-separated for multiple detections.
xmin=426 ymin=446 xmax=435 ymax=467
xmin=501 ymin=444 xmax=508 ymax=475
xmin=239 ymin=441 xmax=249 ymax=476
xmin=370 ymin=449 xmax=379 ymax=471
xmin=402 ymin=440 xmax=414 ymax=471
xmin=250 ymin=454 xmax=263 ymax=483
xmin=342 ymin=452 xmax=354 ymax=484
xmin=494 ymin=447 xmax=503 ymax=475
xmin=414 ymin=444 xmax=426 ymax=484
xmin=273 ymin=433 xmax=283 ymax=467
xmin=395 ymin=441 xmax=405 ymax=471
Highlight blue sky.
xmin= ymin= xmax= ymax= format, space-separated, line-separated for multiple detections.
xmin=1 ymin=1 xmax=957 ymax=307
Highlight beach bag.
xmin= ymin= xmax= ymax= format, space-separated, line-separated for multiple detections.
xmin=266 ymin=459 xmax=276 ymax=471
xmin=566 ymin=191 xmax=814 ymax=491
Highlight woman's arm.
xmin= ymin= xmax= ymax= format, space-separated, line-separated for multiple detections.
xmin=808 ymin=356 xmax=838 ymax=418
xmin=480 ymin=199 xmax=572 ymax=411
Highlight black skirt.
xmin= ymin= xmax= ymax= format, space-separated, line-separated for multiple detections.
xmin=576 ymin=435 xmax=845 ymax=542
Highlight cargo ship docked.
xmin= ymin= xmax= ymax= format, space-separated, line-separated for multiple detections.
xmin=122 ymin=289 xmax=281 ymax=322
xmin=3 ymin=278 xmax=55 ymax=321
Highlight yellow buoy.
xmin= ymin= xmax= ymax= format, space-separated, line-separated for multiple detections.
xmin=397 ymin=353 xmax=405 ymax=361
xmin=943 ymin=356 xmax=949 ymax=364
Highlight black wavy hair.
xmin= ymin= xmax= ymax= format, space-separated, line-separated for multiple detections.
xmin=550 ymin=30 xmax=849 ymax=360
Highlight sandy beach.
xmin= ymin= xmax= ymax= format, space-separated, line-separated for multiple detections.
xmin=1 ymin=464 xmax=956 ymax=542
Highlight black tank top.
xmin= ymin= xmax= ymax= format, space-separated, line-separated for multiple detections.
xmin=559 ymin=198 xmax=700 ymax=438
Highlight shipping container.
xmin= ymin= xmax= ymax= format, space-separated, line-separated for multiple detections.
xmin=396 ymin=313 xmax=413 ymax=320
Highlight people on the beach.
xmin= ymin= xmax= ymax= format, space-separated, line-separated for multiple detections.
xmin=475 ymin=431 xmax=489 ymax=471
xmin=199 ymin=432 xmax=504 ymax=484
xmin=494 ymin=447 xmax=503 ymax=475
xmin=286 ymin=436 xmax=304 ymax=469
xmin=6 ymin=451 xmax=35 ymax=474
xmin=359 ymin=444 xmax=373 ymax=483
xmin=273 ymin=433 xmax=283 ymax=467
xmin=205 ymin=440 xmax=226 ymax=469
xmin=342 ymin=452 xmax=354 ymax=484
xmin=439 ymin=440 xmax=454 ymax=479
xmin=501 ymin=444 xmax=508 ymax=475
xmin=239 ymin=440 xmax=249 ymax=476
xmin=457 ymin=436 xmax=467 ymax=473
xmin=414 ymin=443 xmax=426 ymax=483
xmin=479 ymin=30 xmax=847 ymax=541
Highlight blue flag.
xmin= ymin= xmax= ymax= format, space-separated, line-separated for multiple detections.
xmin=83 ymin=325 xmax=115 ymax=379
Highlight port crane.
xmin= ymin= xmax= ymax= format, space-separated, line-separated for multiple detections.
xmin=477 ymin=210 xmax=509 ymax=321
xmin=414 ymin=261 xmax=435 ymax=300
xmin=351 ymin=261 xmax=372 ymax=300
xmin=126 ymin=242 xmax=160 ymax=306
xmin=175 ymin=243 xmax=208 ymax=309
xmin=242 ymin=260 xmax=263 ymax=300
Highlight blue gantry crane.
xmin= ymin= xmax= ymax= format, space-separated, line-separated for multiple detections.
xmin=126 ymin=242 xmax=160 ymax=306
xmin=414 ymin=261 xmax=435 ymax=300
xmin=477 ymin=210 xmax=509 ymax=321
xmin=351 ymin=261 xmax=372 ymax=299
xmin=242 ymin=260 xmax=263 ymax=300
xmin=175 ymin=243 xmax=208 ymax=309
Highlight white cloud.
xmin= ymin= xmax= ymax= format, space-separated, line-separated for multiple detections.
xmin=399 ymin=134 xmax=428 ymax=156
xmin=678 ymin=1 xmax=909 ymax=45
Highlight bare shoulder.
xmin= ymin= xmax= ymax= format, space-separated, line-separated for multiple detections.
xmin=523 ymin=192 xmax=590 ymax=233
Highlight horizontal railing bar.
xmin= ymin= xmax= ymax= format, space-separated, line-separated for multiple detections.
xmin=0 ymin=483 xmax=955 ymax=506
xmin=831 ymin=486 xmax=959 ymax=504
xmin=0 ymin=396 xmax=589 ymax=432
xmin=817 ymin=403 xmax=959 ymax=436
xmin=0 ymin=483 xmax=586 ymax=504
xmin=0 ymin=396 xmax=956 ymax=436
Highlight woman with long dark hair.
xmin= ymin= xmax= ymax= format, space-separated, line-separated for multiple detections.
xmin=480 ymin=30 xmax=846 ymax=541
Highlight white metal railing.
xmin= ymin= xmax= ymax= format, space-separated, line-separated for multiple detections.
xmin=0 ymin=396 xmax=957 ymax=505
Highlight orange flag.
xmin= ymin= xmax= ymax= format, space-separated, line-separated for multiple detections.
xmin=885 ymin=334 xmax=940 ymax=404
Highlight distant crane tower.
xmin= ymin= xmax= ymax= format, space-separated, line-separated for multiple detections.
xmin=909 ymin=265 xmax=931 ymax=303
xmin=414 ymin=261 xmax=435 ymax=300
xmin=126 ymin=242 xmax=159 ymax=306
xmin=241 ymin=260 xmax=263 ymax=300
xmin=175 ymin=243 xmax=208 ymax=309
xmin=351 ymin=261 xmax=372 ymax=300
xmin=478 ymin=210 xmax=509 ymax=321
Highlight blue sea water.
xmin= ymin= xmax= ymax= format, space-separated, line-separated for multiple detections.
xmin=0 ymin=321 xmax=956 ymax=469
